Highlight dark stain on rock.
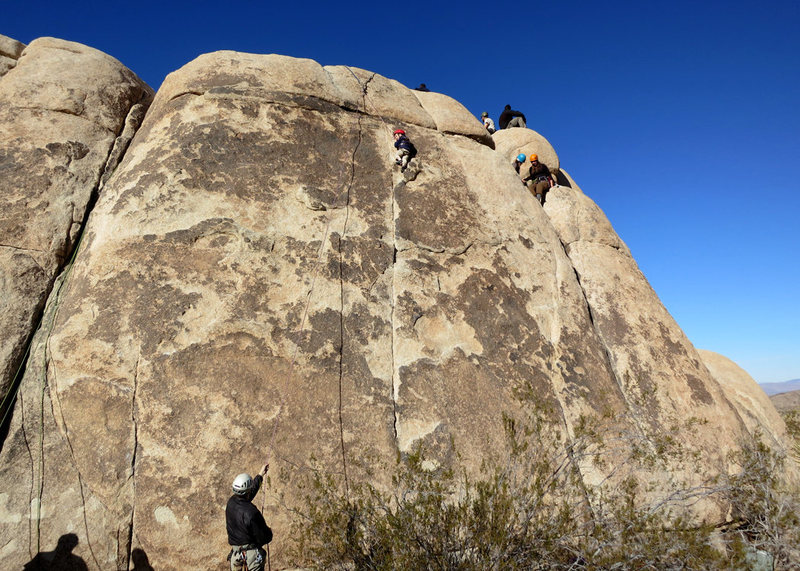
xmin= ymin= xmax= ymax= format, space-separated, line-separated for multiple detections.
xmin=305 ymin=307 xmax=342 ymax=355
xmin=45 ymin=140 xmax=90 ymax=162
xmin=406 ymin=253 xmax=446 ymax=274
xmin=58 ymin=266 xmax=201 ymax=354
xmin=344 ymin=302 xmax=390 ymax=348
xmin=299 ymin=185 xmax=338 ymax=210
xmin=112 ymin=99 xmax=360 ymax=215
xmin=393 ymin=132 xmax=484 ymax=253
xmin=685 ymin=374 xmax=714 ymax=406
xmin=339 ymin=236 xmax=393 ymax=292
xmin=598 ymin=304 xmax=631 ymax=346
xmin=396 ymin=291 xmax=424 ymax=330
xmin=555 ymin=328 xmax=625 ymax=407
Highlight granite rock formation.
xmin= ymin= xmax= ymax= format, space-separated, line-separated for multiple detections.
xmin=0 ymin=37 xmax=153 ymax=418
xmin=493 ymin=126 xmax=559 ymax=172
xmin=0 ymin=39 xmax=793 ymax=570
xmin=0 ymin=34 xmax=25 ymax=77
xmin=699 ymin=349 xmax=789 ymax=445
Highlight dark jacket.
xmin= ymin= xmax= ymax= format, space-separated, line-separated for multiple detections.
xmin=394 ymin=134 xmax=414 ymax=152
xmin=226 ymin=476 xmax=273 ymax=547
xmin=498 ymin=108 xmax=526 ymax=129
xmin=524 ymin=161 xmax=551 ymax=182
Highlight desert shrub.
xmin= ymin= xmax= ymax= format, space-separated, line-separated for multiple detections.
xmin=721 ymin=432 xmax=800 ymax=568
xmin=782 ymin=410 xmax=800 ymax=463
xmin=284 ymin=401 xmax=800 ymax=569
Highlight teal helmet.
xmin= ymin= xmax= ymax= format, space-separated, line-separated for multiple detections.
xmin=516 ymin=153 xmax=526 ymax=162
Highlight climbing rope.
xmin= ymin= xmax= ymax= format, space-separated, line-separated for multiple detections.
xmin=22 ymin=225 xmax=90 ymax=557
xmin=261 ymin=66 xmax=404 ymax=513
xmin=0 ymin=337 xmax=33 ymax=430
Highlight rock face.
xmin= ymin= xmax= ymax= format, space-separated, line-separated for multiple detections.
xmin=0 ymin=34 xmax=25 ymax=77
xmin=0 ymin=37 xmax=153 ymax=419
xmin=0 ymin=43 xmax=792 ymax=570
xmin=544 ymin=177 xmax=747 ymax=446
xmin=698 ymin=349 xmax=789 ymax=445
xmin=493 ymin=127 xmax=560 ymax=172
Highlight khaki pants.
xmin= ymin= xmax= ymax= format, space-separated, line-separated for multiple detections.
xmin=395 ymin=148 xmax=411 ymax=168
xmin=527 ymin=179 xmax=549 ymax=204
xmin=507 ymin=116 xmax=526 ymax=128
xmin=230 ymin=547 xmax=266 ymax=571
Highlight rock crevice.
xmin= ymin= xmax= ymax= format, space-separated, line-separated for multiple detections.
xmin=0 ymin=44 xmax=791 ymax=571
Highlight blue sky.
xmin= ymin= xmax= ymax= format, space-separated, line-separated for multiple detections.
xmin=5 ymin=0 xmax=799 ymax=384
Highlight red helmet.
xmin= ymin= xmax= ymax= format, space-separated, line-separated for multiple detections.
xmin=393 ymin=129 xmax=405 ymax=135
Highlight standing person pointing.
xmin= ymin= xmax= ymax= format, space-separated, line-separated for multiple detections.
xmin=226 ymin=463 xmax=272 ymax=571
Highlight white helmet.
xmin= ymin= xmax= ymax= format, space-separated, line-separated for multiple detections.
xmin=232 ymin=473 xmax=254 ymax=496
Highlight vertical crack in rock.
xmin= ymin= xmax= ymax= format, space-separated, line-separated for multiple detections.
xmin=27 ymin=271 xmax=70 ymax=556
xmin=124 ymin=352 xmax=141 ymax=570
xmin=548 ymin=249 xmax=598 ymax=523
xmin=99 ymin=100 xmax=150 ymax=191
xmin=47 ymin=336 xmax=101 ymax=569
xmin=19 ymin=389 xmax=36 ymax=557
xmin=35 ymin=356 xmax=46 ymax=556
xmin=560 ymin=239 xmax=652 ymax=445
xmin=336 ymin=83 xmax=371 ymax=495
xmin=1 ymin=93 xmax=151 ymax=451
xmin=4 ymin=91 xmax=151 ymax=563
xmin=390 ymin=200 xmax=399 ymax=446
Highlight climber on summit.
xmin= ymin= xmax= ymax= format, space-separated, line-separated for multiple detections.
xmin=226 ymin=464 xmax=272 ymax=571
xmin=393 ymin=129 xmax=416 ymax=171
xmin=522 ymin=154 xmax=553 ymax=205
xmin=498 ymin=105 xmax=527 ymax=129
xmin=414 ymin=83 xmax=431 ymax=92
xmin=481 ymin=112 xmax=496 ymax=134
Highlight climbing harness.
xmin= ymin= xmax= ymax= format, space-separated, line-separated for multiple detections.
xmin=233 ymin=547 xmax=248 ymax=570
xmin=255 ymin=68 xmax=410 ymax=569
xmin=262 ymin=65 xmax=407 ymax=501
xmin=230 ymin=544 xmax=261 ymax=571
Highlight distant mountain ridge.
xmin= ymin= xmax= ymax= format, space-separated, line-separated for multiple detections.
xmin=0 ymin=34 xmax=795 ymax=569
xmin=760 ymin=379 xmax=800 ymax=396
xmin=769 ymin=390 xmax=800 ymax=413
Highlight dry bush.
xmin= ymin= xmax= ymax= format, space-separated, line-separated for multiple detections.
xmin=286 ymin=403 xmax=800 ymax=569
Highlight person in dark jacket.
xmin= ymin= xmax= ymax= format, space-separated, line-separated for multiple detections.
xmin=226 ymin=464 xmax=272 ymax=571
xmin=522 ymin=154 xmax=553 ymax=205
xmin=498 ymin=105 xmax=527 ymax=129
xmin=393 ymin=129 xmax=416 ymax=171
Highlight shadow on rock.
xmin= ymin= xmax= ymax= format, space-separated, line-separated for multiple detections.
xmin=131 ymin=548 xmax=155 ymax=570
xmin=23 ymin=533 xmax=88 ymax=570
xmin=553 ymin=169 xmax=572 ymax=187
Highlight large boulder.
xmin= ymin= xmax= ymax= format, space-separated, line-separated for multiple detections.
xmin=0 ymin=34 xmax=25 ymax=77
xmin=412 ymin=90 xmax=494 ymax=147
xmin=0 ymin=50 xmax=635 ymax=569
xmin=543 ymin=176 xmax=752 ymax=486
xmin=0 ymin=37 xmax=153 ymax=414
xmin=0 ymin=47 xmax=784 ymax=570
xmin=698 ymin=349 xmax=790 ymax=448
xmin=492 ymin=127 xmax=560 ymax=172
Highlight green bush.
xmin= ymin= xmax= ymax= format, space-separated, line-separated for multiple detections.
xmin=288 ymin=406 xmax=800 ymax=569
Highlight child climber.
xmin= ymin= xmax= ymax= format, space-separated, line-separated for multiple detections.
xmin=393 ymin=129 xmax=416 ymax=171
